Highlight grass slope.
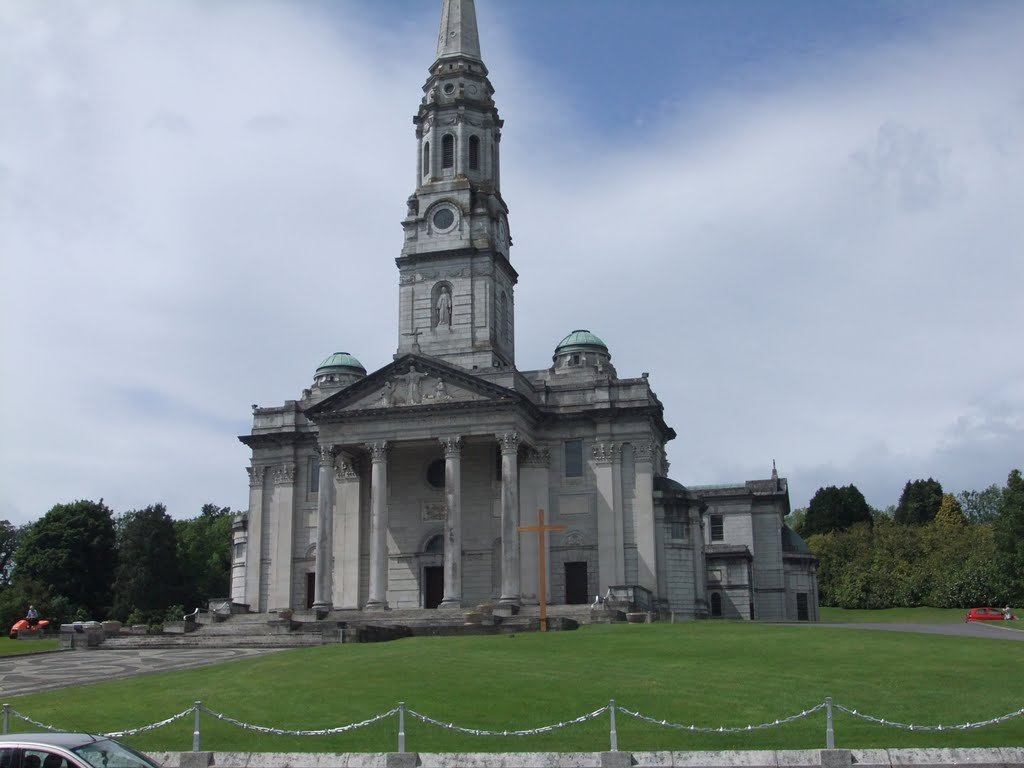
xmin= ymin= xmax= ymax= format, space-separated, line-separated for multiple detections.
xmin=5 ymin=623 xmax=1024 ymax=753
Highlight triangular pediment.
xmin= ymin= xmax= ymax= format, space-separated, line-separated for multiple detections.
xmin=305 ymin=354 xmax=519 ymax=420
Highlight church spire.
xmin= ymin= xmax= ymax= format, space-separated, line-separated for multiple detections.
xmin=395 ymin=0 xmax=516 ymax=371
xmin=436 ymin=0 xmax=482 ymax=63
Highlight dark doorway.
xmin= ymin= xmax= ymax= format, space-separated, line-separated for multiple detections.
xmin=796 ymin=592 xmax=809 ymax=621
xmin=424 ymin=566 xmax=444 ymax=609
xmin=306 ymin=572 xmax=315 ymax=609
xmin=564 ymin=561 xmax=589 ymax=604
xmin=710 ymin=592 xmax=722 ymax=617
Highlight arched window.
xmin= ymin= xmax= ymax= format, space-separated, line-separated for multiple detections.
xmin=442 ymin=134 xmax=454 ymax=169
xmin=423 ymin=142 xmax=430 ymax=176
xmin=499 ymin=291 xmax=508 ymax=342
xmin=710 ymin=592 xmax=723 ymax=617
xmin=424 ymin=534 xmax=444 ymax=554
xmin=469 ymin=135 xmax=480 ymax=170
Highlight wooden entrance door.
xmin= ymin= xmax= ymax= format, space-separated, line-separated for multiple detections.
xmin=423 ymin=566 xmax=444 ymax=609
xmin=564 ymin=561 xmax=589 ymax=604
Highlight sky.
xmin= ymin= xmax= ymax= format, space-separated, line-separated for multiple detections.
xmin=1 ymin=0 xmax=1022 ymax=526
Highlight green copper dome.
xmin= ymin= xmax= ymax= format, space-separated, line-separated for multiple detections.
xmin=554 ymin=329 xmax=608 ymax=352
xmin=316 ymin=352 xmax=366 ymax=374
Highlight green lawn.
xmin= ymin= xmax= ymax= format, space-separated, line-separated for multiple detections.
xmin=0 ymin=637 xmax=59 ymax=656
xmin=4 ymin=623 xmax=1024 ymax=753
xmin=818 ymin=607 xmax=970 ymax=623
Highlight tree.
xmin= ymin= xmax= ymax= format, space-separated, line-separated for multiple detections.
xmin=802 ymin=485 xmax=873 ymax=537
xmin=175 ymin=504 xmax=234 ymax=610
xmin=784 ymin=508 xmax=807 ymax=536
xmin=957 ymin=485 xmax=1002 ymax=524
xmin=13 ymin=500 xmax=117 ymax=618
xmin=934 ymin=494 xmax=967 ymax=529
xmin=112 ymin=504 xmax=183 ymax=621
xmin=895 ymin=478 xmax=943 ymax=525
xmin=994 ymin=469 xmax=1024 ymax=602
xmin=0 ymin=520 xmax=18 ymax=586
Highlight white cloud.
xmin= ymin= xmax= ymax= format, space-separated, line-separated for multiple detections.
xmin=1 ymin=1 xmax=1022 ymax=524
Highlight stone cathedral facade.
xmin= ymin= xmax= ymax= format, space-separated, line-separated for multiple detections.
xmin=231 ymin=0 xmax=819 ymax=622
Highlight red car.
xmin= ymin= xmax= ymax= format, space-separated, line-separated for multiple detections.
xmin=966 ymin=607 xmax=1016 ymax=622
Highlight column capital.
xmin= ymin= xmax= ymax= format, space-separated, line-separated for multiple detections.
xmin=366 ymin=441 xmax=390 ymax=463
xmin=273 ymin=464 xmax=296 ymax=486
xmin=440 ymin=436 xmax=463 ymax=458
xmin=634 ymin=441 xmax=657 ymax=463
xmin=497 ymin=431 xmax=520 ymax=454
xmin=335 ymin=457 xmax=360 ymax=482
xmin=246 ymin=465 xmax=266 ymax=487
xmin=318 ymin=444 xmax=336 ymax=465
xmin=521 ymin=448 xmax=550 ymax=469
xmin=592 ymin=442 xmax=620 ymax=466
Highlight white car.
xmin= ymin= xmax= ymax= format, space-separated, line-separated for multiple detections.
xmin=0 ymin=733 xmax=162 ymax=768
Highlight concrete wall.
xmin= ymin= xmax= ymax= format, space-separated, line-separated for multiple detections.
xmin=159 ymin=748 xmax=1024 ymax=768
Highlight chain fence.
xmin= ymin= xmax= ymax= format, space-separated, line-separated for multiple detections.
xmin=4 ymin=698 xmax=1024 ymax=753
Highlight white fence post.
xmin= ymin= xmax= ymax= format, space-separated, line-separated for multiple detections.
xmin=192 ymin=701 xmax=202 ymax=752
xmin=398 ymin=702 xmax=406 ymax=753
xmin=2 ymin=703 xmax=9 ymax=734
xmin=609 ymin=699 xmax=618 ymax=752
xmin=826 ymin=697 xmax=835 ymax=749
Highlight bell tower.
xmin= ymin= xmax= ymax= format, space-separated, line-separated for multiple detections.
xmin=396 ymin=0 xmax=516 ymax=371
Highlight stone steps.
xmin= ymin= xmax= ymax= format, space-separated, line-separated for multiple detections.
xmin=92 ymin=603 xmax=599 ymax=650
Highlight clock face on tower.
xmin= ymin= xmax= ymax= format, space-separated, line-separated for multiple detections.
xmin=433 ymin=208 xmax=454 ymax=229
xmin=430 ymin=203 xmax=459 ymax=234
xmin=497 ymin=217 xmax=507 ymax=248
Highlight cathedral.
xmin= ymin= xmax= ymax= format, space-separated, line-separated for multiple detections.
xmin=231 ymin=0 xmax=819 ymax=622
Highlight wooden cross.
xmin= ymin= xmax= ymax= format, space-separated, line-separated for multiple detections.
xmin=518 ymin=508 xmax=566 ymax=632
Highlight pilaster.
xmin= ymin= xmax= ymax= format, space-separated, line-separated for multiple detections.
xmin=270 ymin=463 xmax=296 ymax=610
xmin=593 ymin=442 xmax=622 ymax=594
xmin=243 ymin=465 xmax=265 ymax=609
xmin=333 ymin=456 xmax=363 ymax=610
xmin=518 ymin=448 xmax=550 ymax=604
xmin=633 ymin=441 xmax=657 ymax=593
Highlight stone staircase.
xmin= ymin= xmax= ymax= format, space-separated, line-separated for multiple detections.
xmin=95 ymin=603 xmax=599 ymax=650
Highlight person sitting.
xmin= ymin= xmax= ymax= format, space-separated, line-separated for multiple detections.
xmin=43 ymin=753 xmax=64 ymax=768
xmin=24 ymin=755 xmax=42 ymax=768
xmin=26 ymin=605 xmax=39 ymax=628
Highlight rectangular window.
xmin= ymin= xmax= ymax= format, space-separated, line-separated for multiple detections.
xmin=668 ymin=518 xmax=687 ymax=540
xmin=710 ymin=514 xmax=724 ymax=542
xmin=564 ymin=440 xmax=583 ymax=478
xmin=796 ymin=593 xmax=810 ymax=621
xmin=308 ymin=457 xmax=320 ymax=494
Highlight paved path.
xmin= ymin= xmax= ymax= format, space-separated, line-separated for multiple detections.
xmin=0 ymin=648 xmax=281 ymax=698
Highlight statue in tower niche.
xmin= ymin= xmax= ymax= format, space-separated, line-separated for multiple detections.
xmin=436 ymin=285 xmax=452 ymax=327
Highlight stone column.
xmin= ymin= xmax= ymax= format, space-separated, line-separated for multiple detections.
xmin=365 ymin=442 xmax=390 ymax=610
xmin=243 ymin=465 xmax=265 ymax=610
xmin=312 ymin=445 xmax=336 ymax=613
xmin=332 ymin=456 xmax=362 ymax=610
xmin=594 ymin=442 xmax=621 ymax=595
xmin=518 ymin=448 xmax=550 ymax=604
xmin=634 ymin=442 xmax=658 ymax=593
xmin=439 ymin=436 xmax=463 ymax=609
xmin=498 ymin=431 xmax=521 ymax=605
xmin=270 ymin=463 xmax=296 ymax=610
